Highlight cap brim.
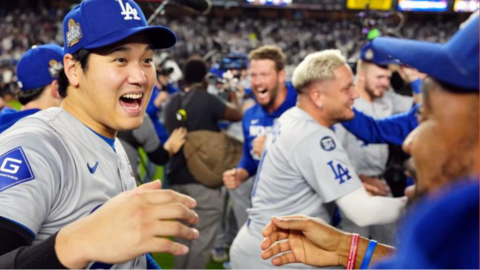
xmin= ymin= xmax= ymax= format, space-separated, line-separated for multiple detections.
xmin=84 ymin=26 xmax=176 ymax=51
xmin=372 ymin=37 xmax=465 ymax=87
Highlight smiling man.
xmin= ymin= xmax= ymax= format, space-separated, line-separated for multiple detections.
xmin=0 ymin=0 xmax=199 ymax=269
xmin=222 ymin=46 xmax=297 ymax=231
xmin=230 ymin=50 xmax=407 ymax=268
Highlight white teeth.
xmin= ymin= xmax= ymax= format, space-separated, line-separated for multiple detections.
xmin=257 ymin=88 xmax=267 ymax=94
xmin=122 ymin=93 xmax=143 ymax=99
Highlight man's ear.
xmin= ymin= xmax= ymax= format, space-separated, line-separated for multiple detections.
xmin=309 ymin=85 xmax=324 ymax=109
xmin=50 ymin=80 xmax=61 ymax=99
xmin=64 ymin=54 xmax=81 ymax=87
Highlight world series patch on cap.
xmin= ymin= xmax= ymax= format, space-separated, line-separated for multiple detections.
xmin=63 ymin=0 xmax=177 ymax=55
xmin=16 ymin=44 xmax=64 ymax=91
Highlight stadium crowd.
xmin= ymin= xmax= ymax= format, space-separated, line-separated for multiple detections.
xmin=0 ymin=7 xmax=459 ymax=97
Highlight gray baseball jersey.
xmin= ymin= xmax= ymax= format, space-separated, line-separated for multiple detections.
xmin=247 ymin=106 xmax=362 ymax=228
xmin=335 ymin=90 xmax=413 ymax=176
xmin=231 ymin=107 xmax=362 ymax=269
xmin=0 ymin=108 xmax=145 ymax=269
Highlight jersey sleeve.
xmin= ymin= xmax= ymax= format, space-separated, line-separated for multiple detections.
xmin=292 ymin=129 xmax=362 ymax=203
xmin=237 ymin=115 xmax=257 ymax=176
xmin=0 ymin=131 xmax=64 ymax=236
xmin=341 ymin=107 xmax=418 ymax=146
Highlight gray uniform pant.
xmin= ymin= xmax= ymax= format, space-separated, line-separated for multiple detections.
xmin=231 ymin=222 xmax=315 ymax=269
xmin=171 ymin=183 xmax=223 ymax=269
xmin=227 ymin=176 xmax=255 ymax=228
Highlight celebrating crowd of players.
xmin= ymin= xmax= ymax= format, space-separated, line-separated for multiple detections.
xmin=0 ymin=0 xmax=478 ymax=269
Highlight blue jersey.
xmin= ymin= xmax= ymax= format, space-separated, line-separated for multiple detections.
xmin=0 ymin=108 xmax=40 ymax=134
xmin=341 ymin=105 xmax=419 ymax=146
xmin=374 ymin=178 xmax=479 ymax=269
xmin=146 ymin=84 xmax=179 ymax=143
xmin=238 ymin=82 xmax=297 ymax=176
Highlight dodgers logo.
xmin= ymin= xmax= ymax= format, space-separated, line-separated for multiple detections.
xmin=66 ymin=19 xmax=82 ymax=47
xmin=327 ymin=161 xmax=351 ymax=184
xmin=117 ymin=0 xmax=141 ymax=21
xmin=0 ymin=147 xmax=35 ymax=192
xmin=320 ymin=136 xmax=336 ymax=151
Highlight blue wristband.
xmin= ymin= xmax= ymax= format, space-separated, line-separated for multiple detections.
xmin=410 ymin=79 xmax=422 ymax=94
xmin=360 ymin=240 xmax=377 ymax=269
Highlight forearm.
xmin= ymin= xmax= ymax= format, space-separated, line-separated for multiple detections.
xmin=146 ymin=145 xmax=170 ymax=165
xmin=0 ymin=232 xmax=66 ymax=269
xmin=336 ymin=188 xmax=406 ymax=227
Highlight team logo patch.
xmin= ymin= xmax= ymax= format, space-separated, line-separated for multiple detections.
xmin=320 ymin=136 xmax=336 ymax=151
xmin=48 ymin=59 xmax=63 ymax=78
xmin=117 ymin=0 xmax=141 ymax=21
xmin=0 ymin=147 xmax=35 ymax=192
xmin=66 ymin=19 xmax=82 ymax=47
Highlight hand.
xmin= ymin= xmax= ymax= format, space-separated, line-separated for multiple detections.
xmin=164 ymin=128 xmax=187 ymax=156
xmin=399 ymin=66 xmax=422 ymax=83
xmin=261 ymin=215 xmax=351 ymax=267
xmin=154 ymin=91 xmax=169 ymax=108
xmin=252 ymin=135 xmax=266 ymax=157
xmin=359 ymin=175 xmax=390 ymax=196
xmin=222 ymin=168 xmax=247 ymax=190
xmin=55 ymin=180 xmax=199 ymax=269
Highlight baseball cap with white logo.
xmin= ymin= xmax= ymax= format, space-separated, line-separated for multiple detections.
xmin=16 ymin=44 xmax=64 ymax=91
xmin=63 ymin=0 xmax=176 ymax=55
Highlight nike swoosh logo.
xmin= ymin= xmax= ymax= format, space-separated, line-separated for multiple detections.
xmin=251 ymin=119 xmax=259 ymax=124
xmin=87 ymin=162 xmax=99 ymax=174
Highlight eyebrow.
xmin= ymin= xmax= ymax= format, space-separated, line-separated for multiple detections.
xmin=107 ymin=44 xmax=154 ymax=54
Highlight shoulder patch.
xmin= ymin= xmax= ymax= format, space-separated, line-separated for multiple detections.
xmin=0 ymin=147 xmax=35 ymax=192
xmin=320 ymin=136 xmax=336 ymax=151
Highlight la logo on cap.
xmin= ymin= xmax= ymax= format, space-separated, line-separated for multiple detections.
xmin=117 ymin=0 xmax=141 ymax=21
xmin=66 ymin=19 xmax=83 ymax=47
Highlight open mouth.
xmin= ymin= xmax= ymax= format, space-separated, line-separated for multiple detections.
xmin=256 ymin=88 xmax=269 ymax=100
xmin=119 ymin=93 xmax=144 ymax=114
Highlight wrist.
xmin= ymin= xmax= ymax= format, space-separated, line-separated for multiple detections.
xmin=55 ymin=221 xmax=91 ymax=269
xmin=337 ymin=232 xmax=352 ymax=267
xmin=163 ymin=143 xmax=174 ymax=157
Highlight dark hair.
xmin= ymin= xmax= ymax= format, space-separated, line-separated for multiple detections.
xmin=183 ymin=57 xmax=208 ymax=86
xmin=57 ymin=49 xmax=91 ymax=98
xmin=15 ymin=87 xmax=46 ymax=105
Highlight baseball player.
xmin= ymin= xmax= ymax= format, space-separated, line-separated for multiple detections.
xmin=0 ymin=0 xmax=199 ymax=268
xmin=230 ymin=50 xmax=407 ymax=268
xmin=222 ymin=45 xmax=297 ymax=228
xmin=0 ymin=44 xmax=63 ymax=134
xmin=335 ymin=42 xmax=414 ymax=245
xmin=260 ymin=14 xmax=479 ymax=269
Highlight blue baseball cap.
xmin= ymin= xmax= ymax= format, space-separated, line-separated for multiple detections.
xmin=63 ymin=0 xmax=176 ymax=55
xmin=359 ymin=42 xmax=400 ymax=66
xmin=372 ymin=15 xmax=479 ymax=91
xmin=16 ymin=44 xmax=64 ymax=91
